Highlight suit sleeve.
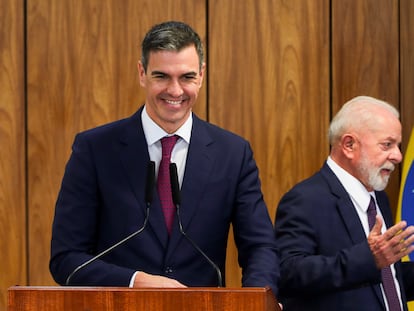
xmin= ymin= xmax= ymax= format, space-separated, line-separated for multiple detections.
xmin=401 ymin=261 xmax=414 ymax=301
xmin=49 ymin=133 xmax=136 ymax=286
xmin=231 ymin=141 xmax=280 ymax=295
xmin=274 ymin=186 xmax=382 ymax=297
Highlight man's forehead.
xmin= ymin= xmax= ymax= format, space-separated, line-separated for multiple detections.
xmin=147 ymin=46 xmax=200 ymax=66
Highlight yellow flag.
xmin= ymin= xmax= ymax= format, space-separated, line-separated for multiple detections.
xmin=396 ymin=127 xmax=414 ymax=309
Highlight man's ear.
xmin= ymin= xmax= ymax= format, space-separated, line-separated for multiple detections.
xmin=342 ymin=134 xmax=357 ymax=158
xmin=344 ymin=135 xmax=354 ymax=150
xmin=197 ymin=62 xmax=205 ymax=88
xmin=137 ymin=61 xmax=146 ymax=87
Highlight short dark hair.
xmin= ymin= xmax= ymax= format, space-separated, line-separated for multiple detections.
xmin=141 ymin=21 xmax=204 ymax=72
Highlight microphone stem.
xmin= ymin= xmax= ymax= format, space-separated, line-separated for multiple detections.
xmin=176 ymin=204 xmax=223 ymax=287
xmin=65 ymin=205 xmax=150 ymax=285
xmin=169 ymin=162 xmax=222 ymax=287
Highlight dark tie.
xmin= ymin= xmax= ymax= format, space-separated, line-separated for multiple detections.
xmin=367 ymin=196 xmax=402 ymax=311
xmin=157 ymin=135 xmax=179 ymax=234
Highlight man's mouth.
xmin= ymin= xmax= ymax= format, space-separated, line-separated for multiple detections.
xmin=381 ymin=165 xmax=394 ymax=175
xmin=382 ymin=169 xmax=391 ymax=175
xmin=165 ymin=99 xmax=183 ymax=105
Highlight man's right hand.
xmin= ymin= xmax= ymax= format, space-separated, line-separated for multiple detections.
xmin=133 ymin=271 xmax=187 ymax=288
xmin=368 ymin=215 xmax=414 ymax=269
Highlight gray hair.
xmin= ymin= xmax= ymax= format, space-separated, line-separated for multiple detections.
xmin=141 ymin=21 xmax=204 ymax=72
xmin=328 ymin=96 xmax=399 ymax=146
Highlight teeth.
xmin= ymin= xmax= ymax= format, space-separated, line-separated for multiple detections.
xmin=165 ymin=99 xmax=182 ymax=105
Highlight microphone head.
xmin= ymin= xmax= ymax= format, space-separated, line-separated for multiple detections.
xmin=169 ymin=163 xmax=181 ymax=205
xmin=145 ymin=161 xmax=155 ymax=205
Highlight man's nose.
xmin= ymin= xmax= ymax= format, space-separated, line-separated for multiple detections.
xmin=390 ymin=145 xmax=403 ymax=164
xmin=167 ymin=79 xmax=184 ymax=97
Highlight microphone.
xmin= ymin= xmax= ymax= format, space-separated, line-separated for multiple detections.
xmin=169 ymin=163 xmax=223 ymax=287
xmin=65 ymin=161 xmax=156 ymax=285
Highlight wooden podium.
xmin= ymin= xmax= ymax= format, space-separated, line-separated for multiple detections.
xmin=8 ymin=286 xmax=281 ymax=311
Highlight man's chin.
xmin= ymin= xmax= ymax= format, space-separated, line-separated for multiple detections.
xmin=371 ymin=179 xmax=389 ymax=191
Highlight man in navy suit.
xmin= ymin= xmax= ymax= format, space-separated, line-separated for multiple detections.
xmin=49 ymin=21 xmax=279 ymax=294
xmin=274 ymin=96 xmax=414 ymax=310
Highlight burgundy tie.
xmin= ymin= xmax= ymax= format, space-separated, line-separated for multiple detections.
xmin=367 ymin=196 xmax=402 ymax=311
xmin=157 ymin=135 xmax=179 ymax=234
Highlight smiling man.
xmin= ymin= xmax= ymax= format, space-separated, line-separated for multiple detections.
xmin=274 ymin=96 xmax=414 ymax=310
xmin=49 ymin=21 xmax=279 ymax=295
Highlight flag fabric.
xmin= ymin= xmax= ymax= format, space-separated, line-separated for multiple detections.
xmin=396 ymin=127 xmax=414 ymax=309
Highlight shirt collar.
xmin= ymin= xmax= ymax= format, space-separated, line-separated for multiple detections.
xmin=326 ymin=156 xmax=375 ymax=213
xmin=141 ymin=105 xmax=192 ymax=145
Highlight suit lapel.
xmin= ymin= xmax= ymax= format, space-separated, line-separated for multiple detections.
xmin=321 ymin=163 xmax=387 ymax=307
xmin=166 ymin=116 xmax=214 ymax=258
xmin=119 ymin=109 xmax=169 ymax=249
xmin=321 ymin=163 xmax=367 ymax=244
xmin=375 ymin=192 xmax=394 ymax=228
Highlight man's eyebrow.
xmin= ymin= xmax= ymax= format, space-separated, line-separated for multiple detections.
xmin=381 ymin=136 xmax=401 ymax=144
xmin=150 ymin=70 xmax=167 ymax=76
xmin=150 ymin=70 xmax=198 ymax=77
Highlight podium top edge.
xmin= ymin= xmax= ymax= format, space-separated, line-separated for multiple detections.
xmin=8 ymin=286 xmax=271 ymax=293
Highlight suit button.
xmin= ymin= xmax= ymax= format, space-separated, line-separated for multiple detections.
xmin=165 ymin=267 xmax=173 ymax=274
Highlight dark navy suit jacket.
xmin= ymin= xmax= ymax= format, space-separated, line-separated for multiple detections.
xmin=50 ymin=107 xmax=279 ymax=294
xmin=275 ymin=162 xmax=414 ymax=310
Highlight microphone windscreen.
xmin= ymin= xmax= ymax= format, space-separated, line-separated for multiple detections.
xmin=145 ymin=161 xmax=155 ymax=205
xmin=169 ymin=163 xmax=181 ymax=205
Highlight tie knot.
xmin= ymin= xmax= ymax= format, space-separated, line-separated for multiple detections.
xmin=161 ymin=135 xmax=179 ymax=158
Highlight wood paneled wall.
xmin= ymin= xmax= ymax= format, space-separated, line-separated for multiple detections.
xmin=26 ymin=0 xmax=207 ymax=286
xmin=400 ymin=0 xmax=414 ymax=149
xmin=208 ymin=0 xmax=330 ymax=284
xmin=332 ymin=0 xmax=402 ymax=203
xmin=1 ymin=0 xmax=413 ymax=309
xmin=0 ymin=0 xmax=26 ymax=309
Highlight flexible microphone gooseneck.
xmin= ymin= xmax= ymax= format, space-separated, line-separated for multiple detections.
xmin=169 ymin=163 xmax=223 ymax=287
xmin=65 ymin=161 xmax=156 ymax=285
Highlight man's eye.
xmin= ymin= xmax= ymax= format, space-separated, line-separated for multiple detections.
xmin=381 ymin=142 xmax=392 ymax=149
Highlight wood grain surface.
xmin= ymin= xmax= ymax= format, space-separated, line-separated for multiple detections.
xmin=208 ymin=0 xmax=330 ymax=286
xmin=1 ymin=1 xmax=413 ymax=310
xmin=0 ymin=0 xmax=26 ymax=309
xmin=26 ymin=0 xmax=206 ymax=287
xmin=400 ymin=0 xmax=414 ymax=151
xmin=332 ymin=0 xmax=401 ymax=208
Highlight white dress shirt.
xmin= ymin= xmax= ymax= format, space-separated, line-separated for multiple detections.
xmin=141 ymin=105 xmax=192 ymax=186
